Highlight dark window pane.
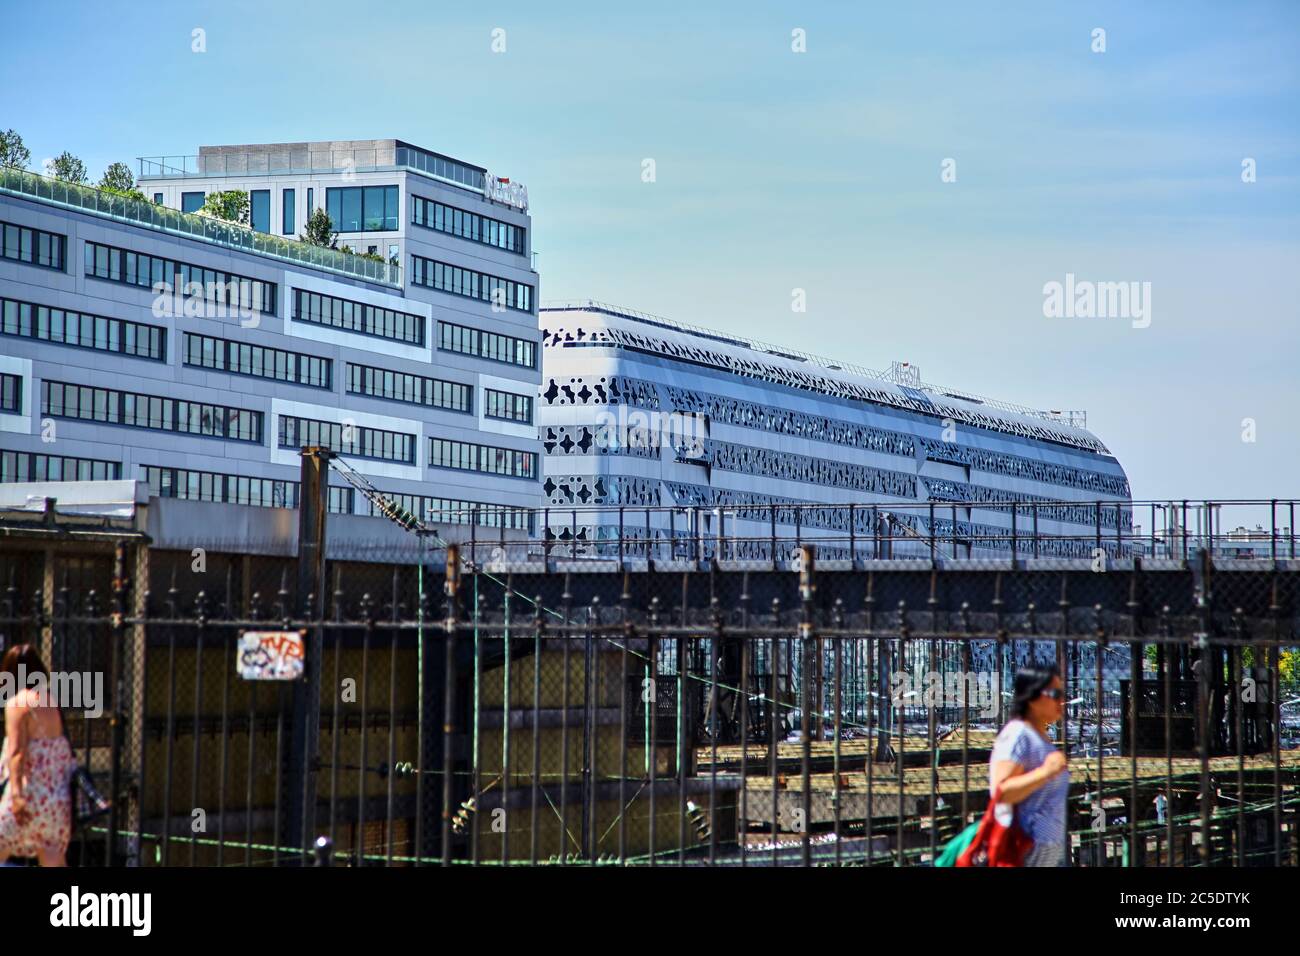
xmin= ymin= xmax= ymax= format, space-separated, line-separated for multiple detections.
xmin=384 ymin=186 xmax=399 ymax=230
xmin=340 ymin=189 xmax=361 ymax=232
xmin=363 ymin=187 xmax=385 ymax=231
xmin=326 ymin=189 xmax=342 ymax=231
xmin=250 ymin=190 xmax=270 ymax=233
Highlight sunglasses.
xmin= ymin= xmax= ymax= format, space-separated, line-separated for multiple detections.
xmin=1040 ymin=688 xmax=1066 ymax=701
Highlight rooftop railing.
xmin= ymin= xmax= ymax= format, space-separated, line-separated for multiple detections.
xmin=139 ymin=146 xmax=399 ymax=179
xmin=541 ymin=299 xmax=1082 ymax=427
xmin=137 ymin=145 xmax=488 ymax=197
xmin=0 ymin=165 xmax=402 ymax=287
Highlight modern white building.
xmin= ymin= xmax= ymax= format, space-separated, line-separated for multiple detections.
xmin=538 ymin=301 xmax=1132 ymax=560
xmin=1 ymin=138 xmax=541 ymax=539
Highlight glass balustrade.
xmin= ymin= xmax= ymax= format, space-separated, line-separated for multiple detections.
xmin=0 ymin=165 xmax=402 ymax=287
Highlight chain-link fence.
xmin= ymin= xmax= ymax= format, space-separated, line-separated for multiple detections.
xmin=1 ymin=535 xmax=1298 ymax=867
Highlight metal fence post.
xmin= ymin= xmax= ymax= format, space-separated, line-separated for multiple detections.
xmin=1010 ymin=503 xmax=1018 ymax=565
xmin=849 ymin=503 xmax=856 ymax=564
xmin=928 ymin=501 xmax=936 ymax=560
xmin=1032 ymin=503 xmax=1039 ymax=559
xmin=104 ymin=540 xmax=128 ymax=866
xmin=1270 ymin=499 xmax=1277 ymax=561
xmin=1182 ymin=500 xmax=1189 ymax=560
xmin=798 ymin=544 xmax=816 ymax=867
xmin=289 ymin=447 xmax=329 ymax=863
xmin=441 ymin=545 xmax=461 ymax=866
xmin=693 ymin=506 xmax=700 ymax=564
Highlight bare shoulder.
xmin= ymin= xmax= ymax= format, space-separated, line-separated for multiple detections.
xmin=5 ymin=688 xmax=37 ymax=719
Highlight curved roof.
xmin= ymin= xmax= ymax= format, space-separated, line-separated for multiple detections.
xmin=540 ymin=301 xmax=1110 ymax=455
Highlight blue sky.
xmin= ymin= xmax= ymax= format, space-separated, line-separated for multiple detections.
xmin=3 ymin=0 xmax=1297 ymax=513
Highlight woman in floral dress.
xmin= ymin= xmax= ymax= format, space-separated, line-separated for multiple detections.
xmin=0 ymin=644 xmax=75 ymax=866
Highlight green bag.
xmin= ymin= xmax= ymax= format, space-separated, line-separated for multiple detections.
xmin=934 ymin=821 xmax=980 ymax=867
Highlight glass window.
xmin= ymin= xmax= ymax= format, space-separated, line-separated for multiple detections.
xmin=181 ymin=192 xmax=205 ymax=214
xmin=411 ymin=256 xmax=533 ymax=314
xmin=0 ymin=373 xmax=20 ymax=413
xmin=326 ymin=189 xmax=341 ymax=230
xmin=250 ymin=190 xmax=270 ymax=233
xmin=340 ymin=189 xmax=361 ymax=232
xmin=292 ymin=288 xmax=423 ymax=345
xmin=325 ymin=185 xmax=397 ymax=232
xmin=0 ymin=221 xmax=66 ymax=271
xmin=282 ymin=189 xmax=295 ymax=235
xmin=0 ymin=295 xmax=165 ymax=360
xmin=384 ymin=186 xmax=399 ymax=230
xmin=42 ymin=380 xmax=259 ymax=442
xmin=83 ymin=241 xmax=277 ymax=317
xmin=363 ymin=187 xmax=385 ymax=231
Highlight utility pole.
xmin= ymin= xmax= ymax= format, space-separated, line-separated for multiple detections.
xmin=287 ymin=446 xmax=332 ymax=861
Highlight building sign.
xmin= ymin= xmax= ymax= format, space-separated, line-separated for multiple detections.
xmin=238 ymin=630 xmax=306 ymax=681
xmin=483 ymin=171 xmax=528 ymax=212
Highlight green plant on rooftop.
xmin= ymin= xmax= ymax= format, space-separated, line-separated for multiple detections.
xmin=0 ymin=162 xmax=400 ymax=284
xmin=300 ymin=209 xmax=392 ymax=264
xmin=299 ymin=206 xmax=339 ymax=248
xmin=45 ymin=151 xmax=88 ymax=185
xmin=0 ymin=129 xmax=30 ymax=169
xmin=98 ymin=161 xmax=152 ymax=204
xmin=337 ymin=242 xmax=387 ymax=264
xmin=199 ymin=189 xmax=250 ymax=226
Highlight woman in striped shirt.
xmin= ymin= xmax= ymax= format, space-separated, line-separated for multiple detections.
xmin=989 ymin=664 xmax=1071 ymax=866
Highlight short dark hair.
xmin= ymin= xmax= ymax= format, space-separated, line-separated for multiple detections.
xmin=1010 ymin=663 xmax=1061 ymax=719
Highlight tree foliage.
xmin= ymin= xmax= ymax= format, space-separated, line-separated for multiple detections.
xmin=46 ymin=151 xmax=89 ymax=184
xmin=0 ymin=129 xmax=30 ymax=169
xmin=99 ymin=162 xmax=136 ymax=192
xmin=198 ymin=190 xmax=250 ymax=225
xmin=98 ymin=161 xmax=152 ymax=203
xmin=299 ymin=207 xmax=337 ymax=247
xmin=1281 ymin=649 xmax=1299 ymax=684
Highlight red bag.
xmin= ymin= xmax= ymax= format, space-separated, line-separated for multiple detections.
xmin=955 ymin=784 xmax=1034 ymax=867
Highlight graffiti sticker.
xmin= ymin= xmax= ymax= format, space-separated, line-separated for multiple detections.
xmin=238 ymin=630 xmax=306 ymax=681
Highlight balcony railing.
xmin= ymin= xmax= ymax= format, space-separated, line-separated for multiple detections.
xmin=0 ymin=165 xmax=402 ymax=287
xmin=139 ymin=146 xmax=400 ymax=179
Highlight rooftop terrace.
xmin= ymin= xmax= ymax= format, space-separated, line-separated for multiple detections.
xmin=0 ymin=165 xmax=402 ymax=287
xmin=136 ymin=138 xmax=500 ymax=204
